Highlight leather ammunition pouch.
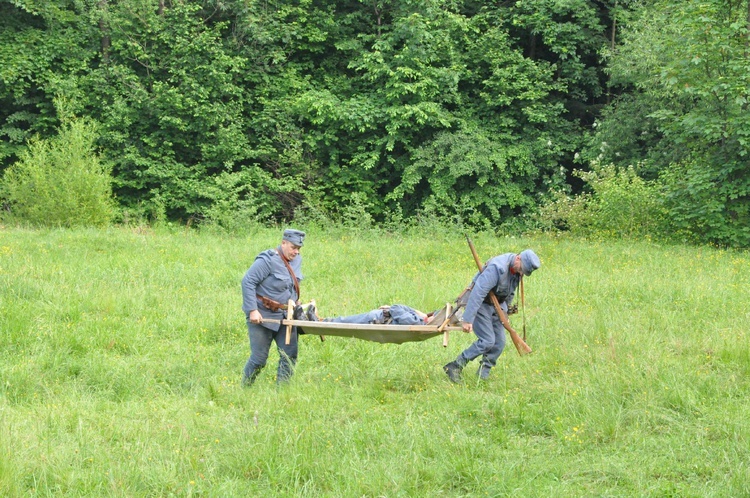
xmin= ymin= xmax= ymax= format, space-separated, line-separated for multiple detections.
xmin=256 ymin=294 xmax=286 ymax=312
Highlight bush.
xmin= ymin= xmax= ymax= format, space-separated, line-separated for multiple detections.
xmin=538 ymin=162 xmax=669 ymax=240
xmin=660 ymin=158 xmax=750 ymax=248
xmin=0 ymin=119 xmax=115 ymax=227
xmin=199 ymin=170 xmax=262 ymax=233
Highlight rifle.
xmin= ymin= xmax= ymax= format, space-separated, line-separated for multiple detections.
xmin=441 ymin=286 xmax=469 ymax=324
xmin=465 ymin=236 xmax=532 ymax=356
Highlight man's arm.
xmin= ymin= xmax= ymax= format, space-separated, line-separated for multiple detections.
xmin=241 ymin=255 xmax=272 ymax=316
xmin=461 ymin=267 xmax=498 ymax=329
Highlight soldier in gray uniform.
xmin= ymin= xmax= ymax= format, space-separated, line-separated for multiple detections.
xmin=241 ymin=229 xmax=305 ymax=386
xmin=444 ymin=249 xmax=541 ymax=382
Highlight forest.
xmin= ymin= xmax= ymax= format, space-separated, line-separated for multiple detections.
xmin=1 ymin=0 xmax=749 ymax=247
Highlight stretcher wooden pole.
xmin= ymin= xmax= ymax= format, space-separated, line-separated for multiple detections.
xmin=311 ymin=299 xmax=325 ymax=342
xmin=439 ymin=302 xmax=452 ymax=347
xmin=285 ymin=300 xmax=294 ymax=345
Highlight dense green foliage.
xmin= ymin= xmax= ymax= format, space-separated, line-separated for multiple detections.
xmin=1 ymin=0 xmax=749 ymax=245
xmin=586 ymin=0 xmax=750 ymax=246
xmin=1 ymin=227 xmax=749 ymax=495
xmin=0 ymin=116 xmax=115 ymax=226
xmin=0 ymin=0 xmax=614 ymax=225
xmin=537 ymin=162 xmax=668 ymax=240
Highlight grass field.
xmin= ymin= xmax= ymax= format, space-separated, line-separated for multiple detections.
xmin=1 ymin=225 xmax=749 ymax=496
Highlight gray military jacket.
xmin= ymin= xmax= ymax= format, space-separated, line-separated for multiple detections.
xmin=241 ymin=246 xmax=303 ymax=331
xmin=462 ymin=253 xmax=520 ymax=325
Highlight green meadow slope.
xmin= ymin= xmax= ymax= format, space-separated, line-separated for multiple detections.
xmin=1 ymin=227 xmax=748 ymax=496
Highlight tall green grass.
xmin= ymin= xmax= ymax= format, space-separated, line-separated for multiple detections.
xmin=1 ymin=226 xmax=748 ymax=496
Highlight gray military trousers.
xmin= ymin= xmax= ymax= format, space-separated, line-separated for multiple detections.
xmin=457 ymin=302 xmax=507 ymax=370
xmin=244 ymin=320 xmax=298 ymax=382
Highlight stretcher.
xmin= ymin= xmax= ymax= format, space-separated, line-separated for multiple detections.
xmin=263 ymin=302 xmax=463 ymax=346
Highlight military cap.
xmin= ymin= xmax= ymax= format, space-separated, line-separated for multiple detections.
xmin=520 ymin=249 xmax=541 ymax=276
xmin=282 ymin=229 xmax=305 ymax=246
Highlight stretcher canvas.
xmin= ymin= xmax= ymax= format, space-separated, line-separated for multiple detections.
xmin=290 ymin=320 xmax=463 ymax=345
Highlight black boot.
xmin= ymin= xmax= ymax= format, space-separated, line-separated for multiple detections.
xmin=242 ymin=368 xmax=262 ymax=387
xmin=443 ymin=361 xmax=463 ymax=383
xmin=294 ymin=301 xmax=319 ymax=321
xmin=305 ymin=302 xmax=319 ymax=321
xmin=477 ymin=365 xmax=491 ymax=380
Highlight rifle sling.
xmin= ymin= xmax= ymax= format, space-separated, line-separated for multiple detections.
xmin=276 ymin=249 xmax=300 ymax=302
xmin=520 ymin=276 xmax=526 ymax=341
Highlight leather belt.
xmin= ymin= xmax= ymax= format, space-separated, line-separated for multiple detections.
xmin=256 ymin=294 xmax=286 ymax=312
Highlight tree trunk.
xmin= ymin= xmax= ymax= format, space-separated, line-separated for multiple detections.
xmin=99 ymin=0 xmax=110 ymax=64
xmin=529 ymin=34 xmax=536 ymax=59
xmin=607 ymin=2 xmax=617 ymax=105
xmin=374 ymin=1 xmax=382 ymax=37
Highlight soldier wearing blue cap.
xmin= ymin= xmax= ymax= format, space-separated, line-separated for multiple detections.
xmin=444 ymin=249 xmax=540 ymax=382
xmin=241 ymin=229 xmax=306 ymax=386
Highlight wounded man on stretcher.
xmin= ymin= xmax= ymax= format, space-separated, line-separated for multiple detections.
xmin=288 ymin=302 xmax=465 ymax=345
xmin=294 ymin=302 xmax=463 ymax=326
